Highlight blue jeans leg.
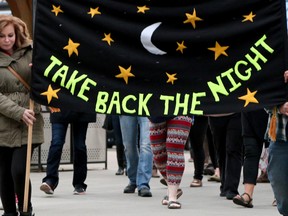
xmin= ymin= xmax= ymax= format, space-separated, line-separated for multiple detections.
xmin=43 ymin=123 xmax=68 ymax=189
xmin=71 ymin=122 xmax=88 ymax=190
xmin=137 ymin=117 xmax=153 ymax=190
xmin=119 ymin=116 xmax=152 ymax=190
xmin=268 ymin=141 xmax=288 ymax=216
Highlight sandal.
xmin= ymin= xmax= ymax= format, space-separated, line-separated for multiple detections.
xmin=190 ymin=179 xmax=202 ymax=187
xmin=168 ymin=201 xmax=181 ymax=209
xmin=176 ymin=188 xmax=183 ymax=198
xmin=232 ymin=193 xmax=253 ymax=208
xmin=207 ymin=174 xmax=221 ymax=182
xmin=162 ymin=195 xmax=169 ymax=205
xmin=160 ymin=178 xmax=167 ymax=186
xmin=162 ymin=189 xmax=183 ymax=205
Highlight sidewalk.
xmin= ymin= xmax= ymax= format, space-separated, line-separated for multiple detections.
xmin=2 ymin=148 xmax=279 ymax=216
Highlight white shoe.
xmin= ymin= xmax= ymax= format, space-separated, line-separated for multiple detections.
xmin=40 ymin=182 xmax=54 ymax=195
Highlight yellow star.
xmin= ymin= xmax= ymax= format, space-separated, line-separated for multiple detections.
xmin=166 ymin=72 xmax=178 ymax=85
xmin=102 ymin=33 xmax=114 ymax=46
xmin=208 ymin=41 xmax=229 ymax=60
xmin=183 ymin=8 xmax=203 ymax=29
xmin=176 ymin=41 xmax=187 ymax=54
xmin=242 ymin=12 xmax=256 ymax=22
xmin=238 ymin=88 xmax=259 ymax=107
xmin=137 ymin=5 xmax=150 ymax=14
xmin=88 ymin=7 xmax=101 ymax=18
xmin=41 ymin=85 xmax=61 ymax=104
xmin=51 ymin=5 xmax=63 ymax=16
xmin=115 ymin=66 xmax=135 ymax=84
xmin=63 ymin=38 xmax=80 ymax=57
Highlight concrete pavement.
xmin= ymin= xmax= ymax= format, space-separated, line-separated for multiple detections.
xmin=1 ymin=148 xmax=279 ymax=216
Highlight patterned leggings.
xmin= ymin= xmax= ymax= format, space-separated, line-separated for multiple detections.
xmin=150 ymin=116 xmax=193 ymax=185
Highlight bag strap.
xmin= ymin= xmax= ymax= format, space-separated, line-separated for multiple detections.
xmin=7 ymin=66 xmax=31 ymax=91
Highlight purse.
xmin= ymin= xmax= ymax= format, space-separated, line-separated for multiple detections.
xmin=7 ymin=66 xmax=30 ymax=91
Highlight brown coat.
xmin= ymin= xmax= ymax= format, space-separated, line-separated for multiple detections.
xmin=0 ymin=43 xmax=44 ymax=147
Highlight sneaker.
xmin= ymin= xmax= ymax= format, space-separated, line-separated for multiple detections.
xmin=123 ymin=184 xmax=137 ymax=193
xmin=73 ymin=187 xmax=86 ymax=195
xmin=40 ymin=182 xmax=54 ymax=195
xmin=138 ymin=187 xmax=152 ymax=197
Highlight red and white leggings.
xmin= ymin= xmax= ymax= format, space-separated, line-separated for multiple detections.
xmin=150 ymin=116 xmax=193 ymax=185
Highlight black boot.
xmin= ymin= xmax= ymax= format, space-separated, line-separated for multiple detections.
xmin=19 ymin=206 xmax=34 ymax=216
xmin=19 ymin=212 xmax=34 ymax=216
xmin=2 ymin=213 xmax=18 ymax=216
xmin=19 ymin=208 xmax=34 ymax=216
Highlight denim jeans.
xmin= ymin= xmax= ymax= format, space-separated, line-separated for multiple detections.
xmin=42 ymin=122 xmax=88 ymax=190
xmin=119 ymin=116 xmax=153 ymax=190
xmin=268 ymin=141 xmax=288 ymax=216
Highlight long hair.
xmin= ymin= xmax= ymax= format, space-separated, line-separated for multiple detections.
xmin=0 ymin=14 xmax=31 ymax=50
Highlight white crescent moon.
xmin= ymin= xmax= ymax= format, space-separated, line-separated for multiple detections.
xmin=140 ymin=22 xmax=167 ymax=55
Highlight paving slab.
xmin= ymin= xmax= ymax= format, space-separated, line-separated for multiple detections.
xmin=1 ymin=148 xmax=279 ymax=216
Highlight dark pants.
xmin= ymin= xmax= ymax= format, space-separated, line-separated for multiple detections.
xmin=242 ymin=137 xmax=263 ymax=184
xmin=209 ymin=114 xmax=243 ymax=196
xmin=111 ymin=115 xmax=126 ymax=169
xmin=206 ymin=126 xmax=219 ymax=169
xmin=189 ymin=116 xmax=208 ymax=180
xmin=241 ymin=110 xmax=268 ymax=185
xmin=42 ymin=122 xmax=88 ymax=190
xmin=0 ymin=145 xmax=36 ymax=214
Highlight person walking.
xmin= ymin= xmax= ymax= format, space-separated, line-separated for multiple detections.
xmin=233 ymin=109 xmax=269 ymax=208
xmin=189 ymin=116 xmax=208 ymax=187
xmin=264 ymin=70 xmax=288 ymax=216
xmin=0 ymin=15 xmax=44 ymax=216
xmin=40 ymin=110 xmax=96 ymax=195
xmin=209 ymin=114 xmax=243 ymax=200
xmin=111 ymin=115 xmax=126 ymax=175
xmin=119 ymin=116 xmax=153 ymax=197
xmin=149 ymin=116 xmax=193 ymax=209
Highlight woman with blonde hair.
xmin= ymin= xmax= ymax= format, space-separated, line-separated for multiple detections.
xmin=0 ymin=15 xmax=44 ymax=216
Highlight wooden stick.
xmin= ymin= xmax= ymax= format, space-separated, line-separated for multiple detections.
xmin=6 ymin=0 xmax=33 ymax=38
xmin=23 ymin=99 xmax=34 ymax=213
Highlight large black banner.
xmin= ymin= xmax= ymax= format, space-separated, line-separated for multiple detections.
xmin=32 ymin=0 xmax=288 ymax=116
